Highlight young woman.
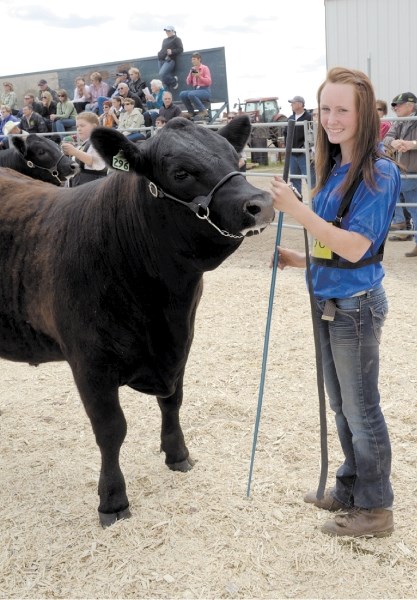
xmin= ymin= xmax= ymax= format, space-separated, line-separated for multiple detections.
xmin=376 ymin=99 xmax=391 ymax=140
xmin=61 ymin=111 xmax=107 ymax=186
xmin=128 ymin=67 xmax=147 ymax=103
xmin=39 ymin=90 xmax=57 ymax=131
xmin=98 ymin=100 xmax=115 ymax=128
xmin=271 ymin=67 xmax=400 ymax=538
xmin=50 ymin=89 xmax=77 ymax=134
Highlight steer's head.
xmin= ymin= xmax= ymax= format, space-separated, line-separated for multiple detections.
xmin=91 ymin=116 xmax=274 ymax=242
xmin=12 ymin=134 xmax=78 ymax=185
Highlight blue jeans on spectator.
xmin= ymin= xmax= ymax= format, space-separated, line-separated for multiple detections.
xmin=289 ymin=150 xmax=307 ymax=195
xmin=179 ymin=88 xmax=211 ymax=113
xmin=316 ymin=286 xmax=393 ymax=509
xmin=158 ymin=59 xmax=177 ymax=89
xmin=53 ymin=118 xmax=76 ymax=134
xmin=126 ymin=132 xmax=146 ymax=142
xmin=400 ymin=176 xmax=417 ymax=241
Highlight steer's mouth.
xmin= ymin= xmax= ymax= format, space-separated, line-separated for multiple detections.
xmin=240 ymin=200 xmax=275 ymax=236
xmin=243 ymin=226 xmax=269 ymax=237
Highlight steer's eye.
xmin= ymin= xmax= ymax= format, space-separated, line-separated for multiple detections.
xmin=37 ymin=149 xmax=46 ymax=156
xmin=174 ymin=170 xmax=188 ymax=181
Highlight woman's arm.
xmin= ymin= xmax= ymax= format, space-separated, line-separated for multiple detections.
xmin=271 ymin=177 xmax=371 ymax=263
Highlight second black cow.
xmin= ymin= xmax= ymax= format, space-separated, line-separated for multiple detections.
xmin=0 ymin=116 xmax=274 ymax=526
xmin=0 ymin=133 xmax=77 ymax=184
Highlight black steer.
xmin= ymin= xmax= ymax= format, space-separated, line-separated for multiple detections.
xmin=0 ymin=133 xmax=77 ymax=184
xmin=0 ymin=116 xmax=274 ymax=526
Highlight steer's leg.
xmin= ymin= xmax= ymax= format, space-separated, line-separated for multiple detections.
xmin=72 ymin=371 xmax=131 ymax=527
xmin=157 ymin=377 xmax=194 ymax=472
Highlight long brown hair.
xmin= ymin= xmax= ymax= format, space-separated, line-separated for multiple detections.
xmin=314 ymin=67 xmax=382 ymax=198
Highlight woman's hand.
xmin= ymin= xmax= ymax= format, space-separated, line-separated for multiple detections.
xmin=270 ymin=176 xmax=302 ymax=215
xmin=269 ymin=246 xmax=306 ymax=270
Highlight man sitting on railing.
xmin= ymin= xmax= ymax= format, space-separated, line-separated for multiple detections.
xmin=384 ymin=92 xmax=417 ymax=257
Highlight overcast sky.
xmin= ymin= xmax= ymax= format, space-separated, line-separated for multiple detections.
xmin=2 ymin=0 xmax=327 ymax=113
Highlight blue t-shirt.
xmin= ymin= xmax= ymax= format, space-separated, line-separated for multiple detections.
xmin=310 ymin=157 xmax=401 ymax=300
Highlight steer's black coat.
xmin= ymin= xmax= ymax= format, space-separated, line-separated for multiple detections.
xmin=0 ymin=116 xmax=274 ymax=526
xmin=0 ymin=134 xmax=77 ymax=184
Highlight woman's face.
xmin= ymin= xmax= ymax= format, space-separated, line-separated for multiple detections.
xmin=124 ymin=102 xmax=134 ymax=112
xmin=320 ymin=82 xmax=358 ymax=159
xmin=376 ymin=104 xmax=386 ymax=118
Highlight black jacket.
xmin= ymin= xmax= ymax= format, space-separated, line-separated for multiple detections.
xmin=129 ymin=79 xmax=147 ymax=103
xmin=159 ymin=103 xmax=182 ymax=121
xmin=157 ymin=35 xmax=183 ymax=61
xmin=284 ymin=110 xmax=312 ymax=148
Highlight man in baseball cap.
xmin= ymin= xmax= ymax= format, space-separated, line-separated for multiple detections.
xmin=157 ymin=26 xmax=183 ymax=91
xmin=285 ymin=95 xmax=312 ymax=194
xmin=288 ymin=95 xmax=305 ymax=105
xmin=37 ymin=79 xmax=58 ymax=102
xmin=391 ymin=92 xmax=417 ymax=106
xmin=384 ymin=91 xmax=417 ymax=256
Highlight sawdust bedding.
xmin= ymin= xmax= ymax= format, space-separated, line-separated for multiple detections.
xmin=0 ymin=178 xmax=416 ymax=599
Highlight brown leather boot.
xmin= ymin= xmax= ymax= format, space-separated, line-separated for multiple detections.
xmin=304 ymin=488 xmax=348 ymax=511
xmin=321 ymin=508 xmax=394 ymax=538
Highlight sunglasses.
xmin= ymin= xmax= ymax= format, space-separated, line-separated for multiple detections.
xmin=376 ymin=108 xmax=384 ymax=112
xmin=58 ymin=94 xmax=66 ymax=98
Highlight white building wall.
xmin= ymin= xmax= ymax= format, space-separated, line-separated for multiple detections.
xmin=324 ymin=0 xmax=417 ymax=110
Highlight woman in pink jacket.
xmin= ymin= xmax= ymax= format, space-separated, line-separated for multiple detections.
xmin=179 ymin=53 xmax=212 ymax=120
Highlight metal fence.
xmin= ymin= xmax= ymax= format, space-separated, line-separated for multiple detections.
xmin=240 ymin=117 xmax=417 ymax=236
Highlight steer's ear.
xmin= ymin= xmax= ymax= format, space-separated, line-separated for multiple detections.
xmin=218 ymin=115 xmax=251 ymax=154
xmin=11 ymin=135 xmax=28 ymax=156
xmin=91 ymin=127 xmax=143 ymax=170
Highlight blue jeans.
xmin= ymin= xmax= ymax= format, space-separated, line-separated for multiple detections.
xmin=316 ymin=286 xmax=393 ymax=509
xmin=126 ymin=132 xmax=145 ymax=142
xmin=400 ymin=175 xmax=417 ymax=242
xmin=179 ymin=88 xmax=211 ymax=113
xmin=289 ymin=151 xmax=307 ymax=194
xmin=53 ymin=118 xmax=76 ymax=133
xmin=158 ymin=59 xmax=177 ymax=89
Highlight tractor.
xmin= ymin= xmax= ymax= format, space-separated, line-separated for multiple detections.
xmin=233 ymin=97 xmax=288 ymax=164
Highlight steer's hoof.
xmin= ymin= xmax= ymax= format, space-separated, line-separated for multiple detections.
xmin=98 ymin=506 xmax=131 ymax=528
xmin=168 ymin=456 xmax=196 ymax=472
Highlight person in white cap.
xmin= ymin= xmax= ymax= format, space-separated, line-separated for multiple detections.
xmin=157 ymin=26 xmax=183 ymax=92
xmin=285 ymin=95 xmax=312 ymax=195
xmin=1 ymin=120 xmax=28 ymax=148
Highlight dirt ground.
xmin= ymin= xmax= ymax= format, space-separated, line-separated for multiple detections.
xmin=0 ymin=174 xmax=416 ymax=599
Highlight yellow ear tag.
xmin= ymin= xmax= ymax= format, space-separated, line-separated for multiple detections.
xmin=112 ymin=151 xmax=130 ymax=171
